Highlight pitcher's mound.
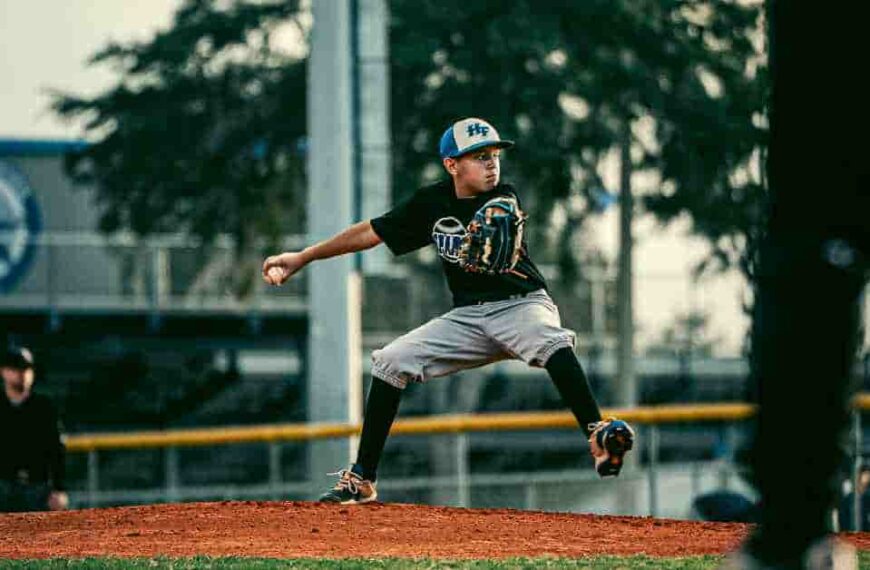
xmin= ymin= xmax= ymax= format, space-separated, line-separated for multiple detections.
xmin=0 ymin=501 xmax=867 ymax=559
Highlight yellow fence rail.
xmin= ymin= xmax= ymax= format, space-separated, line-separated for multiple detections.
xmin=64 ymin=395 xmax=870 ymax=453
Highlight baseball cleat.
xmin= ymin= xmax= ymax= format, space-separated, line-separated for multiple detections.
xmin=588 ymin=417 xmax=635 ymax=478
xmin=318 ymin=468 xmax=378 ymax=504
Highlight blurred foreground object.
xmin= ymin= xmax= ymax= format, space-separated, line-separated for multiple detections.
xmin=722 ymin=0 xmax=869 ymax=568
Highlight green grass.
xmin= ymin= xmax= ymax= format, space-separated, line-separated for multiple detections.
xmin=0 ymin=554 xmax=867 ymax=570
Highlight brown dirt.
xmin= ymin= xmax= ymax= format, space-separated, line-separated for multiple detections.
xmin=0 ymin=501 xmax=868 ymax=560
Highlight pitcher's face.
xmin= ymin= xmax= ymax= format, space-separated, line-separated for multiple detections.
xmin=444 ymin=146 xmax=502 ymax=194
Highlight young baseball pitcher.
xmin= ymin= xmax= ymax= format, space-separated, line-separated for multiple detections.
xmin=263 ymin=118 xmax=635 ymax=504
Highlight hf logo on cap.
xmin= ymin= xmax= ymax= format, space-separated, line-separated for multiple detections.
xmin=439 ymin=117 xmax=514 ymax=159
xmin=466 ymin=122 xmax=490 ymax=138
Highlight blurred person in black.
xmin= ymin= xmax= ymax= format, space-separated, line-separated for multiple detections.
xmin=721 ymin=1 xmax=869 ymax=568
xmin=0 ymin=346 xmax=69 ymax=512
xmin=837 ymin=466 xmax=870 ymax=533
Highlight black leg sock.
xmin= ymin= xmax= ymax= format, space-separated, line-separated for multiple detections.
xmin=353 ymin=377 xmax=403 ymax=482
xmin=545 ymin=347 xmax=603 ymax=437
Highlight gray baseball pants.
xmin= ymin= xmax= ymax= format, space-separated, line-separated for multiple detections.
xmin=372 ymin=289 xmax=576 ymax=389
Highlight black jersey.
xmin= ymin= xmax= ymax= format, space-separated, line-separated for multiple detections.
xmin=371 ymin=180 xmax=548 ymax=307
xmin=0 ymin=392 xmax=66 ymax=490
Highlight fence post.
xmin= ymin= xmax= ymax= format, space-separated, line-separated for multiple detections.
xmin=152 ymin=245 xmax=169 ymax=306
xmin=165 ymin=447 xmax=180 ymax=502
xmin=455 ymin=432 xmax=469 ymax=508
xmin=647 ymin=424 xmax=659 ymax=517
xmin=524 ymin=483 xmax=538 ymax=511
xmin=690 ymin=461 xmax=701 ymax=500
xmin=853 ymin=410 xmax=862 ymax=531
xmin=269 ymin=442 xmax=282 ymax=500
xmin=87 ymin=450 xmax=99 ymax=508
xmin=717 ymin=424 xmax=738 ymax=490
xmin=46 ymin=241 xmax=60 ymax=331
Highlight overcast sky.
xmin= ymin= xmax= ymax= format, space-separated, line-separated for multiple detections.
xmin=0 ymin=0 xmax=181 ymax=139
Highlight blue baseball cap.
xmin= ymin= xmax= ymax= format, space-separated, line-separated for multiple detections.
xmin=439 ymin=118 xmax=514 ymax=159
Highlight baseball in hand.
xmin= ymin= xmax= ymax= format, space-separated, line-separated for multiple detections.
xmin=267 ymin=266 xmax=287 ymax=285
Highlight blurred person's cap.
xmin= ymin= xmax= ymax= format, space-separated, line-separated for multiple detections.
xmin=439 ymin=118 xmax=514 ymax=159
xmin=2 ymin=346 xmax=34 ymax=370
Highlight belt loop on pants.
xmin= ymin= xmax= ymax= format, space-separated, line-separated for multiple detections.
xmin=472 ymin=291 xmax=532 ymax=306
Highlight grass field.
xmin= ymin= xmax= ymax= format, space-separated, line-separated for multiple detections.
xmin=0 ymin=555 xmax=868 ymax=569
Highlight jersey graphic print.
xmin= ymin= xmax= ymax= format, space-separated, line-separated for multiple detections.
xmin=432 ymin=217 xmax=466 ymax=263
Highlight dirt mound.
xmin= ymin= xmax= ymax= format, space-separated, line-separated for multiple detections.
xmin=1 ymin=501 xmax=868 ymax=559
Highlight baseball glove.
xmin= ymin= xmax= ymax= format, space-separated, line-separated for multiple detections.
xmin=458 ymin=196 xmax=527 ymax=275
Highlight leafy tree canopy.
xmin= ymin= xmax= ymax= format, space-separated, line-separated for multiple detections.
xmin=56 ymin=0 xmax=766 ymax=283
xmin=390 ymin=0 xmax=766 ymax=277
xmin=54 ymin=0 xmax=308 ymax=251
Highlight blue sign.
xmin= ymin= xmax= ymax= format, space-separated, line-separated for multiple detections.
xmin=0 ymin=161 xmax=42 ymax=292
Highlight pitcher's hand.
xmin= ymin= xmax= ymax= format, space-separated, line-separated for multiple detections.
xmin=48 ymin=491 xmax=69 ymax=511
xmin=262 ymin=252 xmax=307 ymax=286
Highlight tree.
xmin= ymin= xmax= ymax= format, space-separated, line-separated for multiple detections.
xmin=55 ymin=0 xmax=766 ymax=297
xmin=389 ymin=0 xmax=766 ymax=280
xmin=53 ymin=0 xmax=308 ymax=295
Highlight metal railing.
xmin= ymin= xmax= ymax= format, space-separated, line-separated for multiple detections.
xmin=62 ymin=397 xmax=869 ymax=520
xmin=0 ymin=231 xmax=307 ymax=314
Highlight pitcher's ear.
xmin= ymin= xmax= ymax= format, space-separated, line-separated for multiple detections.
xmin=443 ymin=157 xmax=457 ymax=175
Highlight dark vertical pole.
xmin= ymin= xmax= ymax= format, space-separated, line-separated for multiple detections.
xmin=747 ymin=0 xmax=869 ymax=563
